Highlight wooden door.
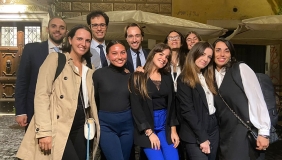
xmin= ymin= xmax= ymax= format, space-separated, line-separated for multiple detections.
xmin=0 ymin=31 xmax=24 ymax=113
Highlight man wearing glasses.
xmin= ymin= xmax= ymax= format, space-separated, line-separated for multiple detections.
xmin=87 ymin=10 xmax=109 ymax=69
xmin=124 ymin=23 xmax=150 ymax=73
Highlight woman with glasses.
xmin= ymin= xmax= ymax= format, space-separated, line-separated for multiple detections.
xmin=163 ymin=30 xmax=187 ymax=159
xmin=129 ymin=43 xmax=179 ymax=160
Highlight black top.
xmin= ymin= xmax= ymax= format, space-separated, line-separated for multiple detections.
xmin=149 ymin=79 xmax=168 ymax=110
xmin=93 ymin=64 xmax=130 ymax=112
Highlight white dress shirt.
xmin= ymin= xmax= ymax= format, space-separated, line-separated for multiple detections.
xmin=48 ymin=39 xmax=62 ymax=54
xmin=130 ymin=47 xmax=146 ymax=71
xmin=215 ymin=64 xmax=270 ymax=135
xmin=74 ymin=64 xmax=89 ymax=108
xmin=198 ymin=73 xmax=216 ymax=115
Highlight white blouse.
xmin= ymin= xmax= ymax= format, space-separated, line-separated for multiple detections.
xmin=198 ymin=73 xmax=216 ymax=115
xmin=74 ymin=64 xmax=89 ymax=108
xmin=170 ymin=65 xmax=181 ymax=92
xmin=215 ymin=63 xmax=270 ymax=136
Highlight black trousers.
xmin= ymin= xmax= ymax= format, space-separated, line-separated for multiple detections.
xmin=184 ymin=114 xmax=219 ymax=160
xmin=62 ymin=104 xmax=86 ymax=160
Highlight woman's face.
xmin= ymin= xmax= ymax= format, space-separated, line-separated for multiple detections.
xmin=186 ymin=33 xmax=200 ymax=50
xmin=68 ymin=28 xmax=91 ymax=56
xmin=167 ymin=32 xmax=181 ymax=49
xmin=214 ymin=41 xmax=231 ymax=70
xmin=152 ymin=49 xmax=170 ymax=70
xmin=106 ymin=43 xmax=127 ymax=67
xmin=195 ymin=47 xmax=213 ymax=70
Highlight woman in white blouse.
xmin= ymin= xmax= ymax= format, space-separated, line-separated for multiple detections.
xmin=177 ymin=41 xmax=219 ymax=160
xmin=213 ymin=38 xmax=270 ymax=160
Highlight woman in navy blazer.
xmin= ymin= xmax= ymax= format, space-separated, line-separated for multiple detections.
xmin=129 ymin=43 xmax=179 ymax=160
xmin=177 ymin=41 xmax=219 ymax=160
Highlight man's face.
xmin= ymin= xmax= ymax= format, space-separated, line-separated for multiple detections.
xmin=47 ymin=18 xmax=67 ymax=45
xmin=90 ymin=15 xmax=107 ymax=43
xmin=126 ymin=26 xmax=143 ymax=51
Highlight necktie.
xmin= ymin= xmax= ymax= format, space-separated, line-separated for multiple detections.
xmin=136 ymin=51 xmax=141 ymax=69
xmin=54 ymin=46 xmax=60 ymax=53
xmin=98 ymin=44 xmax=108 ymax=67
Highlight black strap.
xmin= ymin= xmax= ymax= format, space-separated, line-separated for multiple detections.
xmin=54 ymin=52 xmax=66 ymax=82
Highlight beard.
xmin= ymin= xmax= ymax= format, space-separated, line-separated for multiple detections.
xmin=49 ymin=33 xmax=64 ymax=44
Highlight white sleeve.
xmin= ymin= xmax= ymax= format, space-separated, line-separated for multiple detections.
xmin=239 ymin=63 xmax=271 ymax=136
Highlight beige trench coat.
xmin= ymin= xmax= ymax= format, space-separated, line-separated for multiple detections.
xmin=16 ymin=52 xmax=100 ymax=160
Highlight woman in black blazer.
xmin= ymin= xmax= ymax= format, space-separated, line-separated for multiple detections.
xmin=177 ymin=41 xmax=219 ymax=160
xmin=129 ymin=43 xmax=179 ymax=160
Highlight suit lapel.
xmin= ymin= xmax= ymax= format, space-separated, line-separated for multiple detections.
xmin=126 ymin=49 xmax=134 ymax=73
xmin=195 ymin=84 xmax=209 ymax=109
xmin=143 ymin=48 xmax=149 ymax=59
xmin=146 ymin=78 xmax=154 ymax=117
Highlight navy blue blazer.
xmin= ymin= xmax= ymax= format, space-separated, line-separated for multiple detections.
xmin=15 ymin=41 xmax=49 ymax=123
xmin=176 ymin=75 xmax=210 ymax=144
xmin=125 ymin=48 xmax=150 ymax=73
xmin=130 ymin=73 xmax=178 ymax=148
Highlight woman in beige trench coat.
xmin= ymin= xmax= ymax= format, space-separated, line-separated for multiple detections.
xmin=16 ymin=24 xmax=100 ymax=160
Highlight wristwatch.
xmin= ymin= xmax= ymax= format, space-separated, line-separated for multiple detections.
xmin=259 ymin=135 xmax=270 ymax=139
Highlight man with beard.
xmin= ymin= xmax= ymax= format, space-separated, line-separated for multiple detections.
xmin=124 ymin=23 xmax=149 ymax=73
xmin=15 ymin=17 xmax=67 ymax=130
xmin=87 ymin=10 xmax=109 ymax=69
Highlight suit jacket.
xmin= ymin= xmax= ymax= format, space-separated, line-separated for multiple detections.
xmin=176 ymin=75 xmax=210 ymax=144
xmin=15 ymin=41 xmax=49 ymax=123
xmin=16 ymin=52 xmax=100 ymax=160
xmin=90 ymin=45 xmax=109 ymax=70
xmin=129 ymin=73 xmax=178 ymax=148
xmin=126 ymin=48 xmax=150 ymax=73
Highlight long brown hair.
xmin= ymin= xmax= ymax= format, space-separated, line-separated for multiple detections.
xmin=181 ymin=41 xmax=217 ymax=94
xmin=129 ymin=43 xmax=171 ymax=99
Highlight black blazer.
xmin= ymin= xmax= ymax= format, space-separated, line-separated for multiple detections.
xmin=176 ymin=75 xmax=210 ymax=144
xmin=15 ymin=41 xmax=49 ymax=123
xmin=130 ymin=73 xmax=178 ymax=148
xmin=126 ymin=48 xmax=150 ymax=73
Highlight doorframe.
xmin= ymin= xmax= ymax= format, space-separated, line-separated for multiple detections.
xmin=0 ymin=10 xmax=49 ymax=41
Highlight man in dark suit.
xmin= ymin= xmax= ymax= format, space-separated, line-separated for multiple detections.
xmin=124 ymin=23 xmax=150 ymax=73
xmin=15 ymin=17 xmax=67 ymax=129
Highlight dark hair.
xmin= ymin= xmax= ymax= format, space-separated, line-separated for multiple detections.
xmin=213 ymin=38 xmax=237 ymax=68
xmin=62 ymin=24 xmax=93 ymax=69
xmin=130 ymin=43 xmax=171 ymax=99
xmin=86 ymin=10 xmax=109 ymax=26
xmin=184 ymin=31 xmax=202 ymax=50
xmin=124 ymin=23 xmax=144 ymax=38
xmin=163 ymin=30 xmax=186 ymax=70
xmin=106 ymin=40 xmax=126 ymax=54
xmin=181 ymin=41 xmax=216 ymax=94
xmin=48 ymin=17 xmax=67 ymax=28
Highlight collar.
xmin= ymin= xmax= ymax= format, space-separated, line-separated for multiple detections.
xmin=48 ymin=39 xmax=62 ymax=49
xmin=91 ymin=39 xmax=106 ymax=49
xmin=130 ymin=47 xmax=143 ymax=56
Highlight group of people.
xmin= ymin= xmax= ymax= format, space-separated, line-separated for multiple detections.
xmin=14 ymin=10 xmax=271 ymax=160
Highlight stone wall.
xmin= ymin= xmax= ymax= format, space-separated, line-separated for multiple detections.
xmin=54 ymin=0 xmax=172 ymax=18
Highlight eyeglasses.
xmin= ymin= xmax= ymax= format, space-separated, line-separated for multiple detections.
xmin=90 ymin=23 xmax=107 ymax=29
xmin=167 ymin=36 xmax=180 ymax=41
xmin=127 ymin=34 xmax=142 ymax=39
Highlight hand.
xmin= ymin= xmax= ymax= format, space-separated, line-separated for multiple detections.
xmin=171 ymin=126 xmax=180 ymax=148
xmin=38 ymin=136 xmax=52 ymax=155
xmin=15 ymin=115 xmax=28 ymax=127
xmin=148 ymin=133 xmax=160 ymax=150
xmin=256 ymin=135 xmax=269 ymax=150
xmin=124 ymin=68 xmax=130 ymax=73
xmin=135 ymin=66 xmax=144 ymax=73
xmin=200 ymin=140 xmax=210 ymax=154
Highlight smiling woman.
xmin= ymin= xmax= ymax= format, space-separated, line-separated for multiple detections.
xmin=92 ymin=40 xmax=134 ymax=160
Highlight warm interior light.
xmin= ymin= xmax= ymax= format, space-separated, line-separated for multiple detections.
xmin=0 ymin=5 xmax=28 ymax=13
